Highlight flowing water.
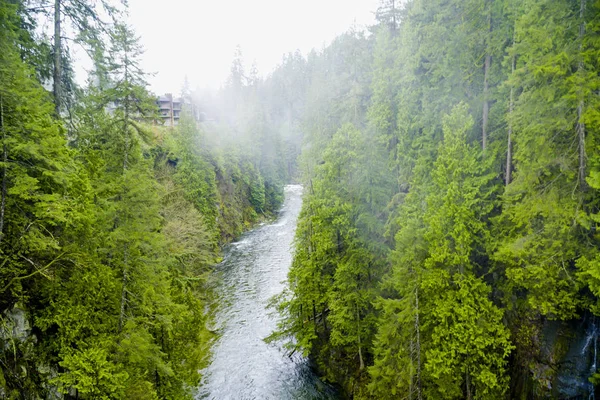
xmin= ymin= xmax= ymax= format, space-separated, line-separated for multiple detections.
xmin=553 ymin=315 xmax=599 ymax=399
xmin=197 ymin=185 xmax=338 ymax=400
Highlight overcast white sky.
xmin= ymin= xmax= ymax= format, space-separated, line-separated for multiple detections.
xmin=124 ymin=0 xmax=379 ymax=95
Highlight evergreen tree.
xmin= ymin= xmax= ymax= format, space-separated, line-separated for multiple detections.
xmin=0 ymin=2 xmax=89 ymax=395
xmin=46 ymin=0 xmax=121 ymax=114
xmin=494 ymin=0 xmax=588 ymax=320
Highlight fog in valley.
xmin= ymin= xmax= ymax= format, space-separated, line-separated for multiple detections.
xmin=1 ymin=0 xmax=600 ymax=399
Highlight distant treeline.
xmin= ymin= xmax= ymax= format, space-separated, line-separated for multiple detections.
xmin=267 ymin=0 xmax=600 ymax=398
xmin=0 ymin=1 xmax=293 ymax=398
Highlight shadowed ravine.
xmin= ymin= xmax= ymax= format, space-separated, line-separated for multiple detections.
xmin=197 ymin=185 xmax=338 ymax=400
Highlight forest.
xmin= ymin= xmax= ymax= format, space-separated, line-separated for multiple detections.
xmin=1 ymin=0 xmax=600 ymax=398
xmin=268 ymin=0 xmax=600 ymax=398
xmin=0 ymin=0 xmax=293 ymax=398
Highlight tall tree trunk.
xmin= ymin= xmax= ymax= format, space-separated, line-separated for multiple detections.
xmin=0 ymin=96 xmax=6 ymax=243
xmin=122 ymin=50 xmax=130 ymax=172
xmin=312 ymin=300 xmax=318 ymax=333
xmin=577 ymin=0 xmax=587 ymax=189
xmin=409 ymin=335 xmax=414 ymax=400
xmin=414 ymin=287 xmax=422 ymax=400
xmin=123 ymin=109 xmax=129 ymax=172
xmin=356 ymin=302 xmax=364 ymax=370
xmin=482 ymin=4 xmax=492 ymax=151
xmin=119 ymin=50 xmax=131 ymax=331
xmin=466 ymin=363 xmax=472 ymax=400
xmin=119 ymin=243 xmax=128 ymax=332
xmin=506 ymin=30 xmax=516 ymax=186
xmin=482 ymin=54 xmax=490 ymax=150
xmin=53 ymin=0 xmax=62 ymax=115
xmin=577 ymin=104 xmax=586 ymax=188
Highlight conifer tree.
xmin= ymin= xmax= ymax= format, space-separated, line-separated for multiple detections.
xmin=0 ymin=2 xmax=90 ymax=395
xmin=494 ymin=0 xmax=588 ymax=319
xmin=45 ymin=0 xmax=121 ymax=114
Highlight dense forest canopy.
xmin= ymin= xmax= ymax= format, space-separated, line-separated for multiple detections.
xmin=269 ymin=0 xmax=600 ymax=398
xmin=1 ymin=0 xmax=600 ymax=398
xmin=0 ymin=0 xmax=292 ymax=398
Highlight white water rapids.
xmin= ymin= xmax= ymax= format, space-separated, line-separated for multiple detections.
xmin=197 ymin=185 xmax=338 ymax=400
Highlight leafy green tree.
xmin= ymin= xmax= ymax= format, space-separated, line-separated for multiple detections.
xmin=169 ymin=111 xmax=219 ymax=235
xmin=369 ymin=104 xmax=513 ymax=399
xmin=55 ymin=345 xmax=128 ymax=399
xmin=0 ymin=2 xmax=93 ymax=395
xmin=574 ymin=0 xmax=600 ymax=316
xmin=368 ymin=160 xmax=430 ymax=400
xmin=374 ymin=0 xmax=402 ymax=33
xmin=422 ymin=104 xmax=511 ymax=399
xmin=45 ymin=0 xmax=121 ymax=114
xmin=0 ymin=0 xmax=76 ymax=313
xmin=275 ymin=124 xmax=392 ymax=396
xmin=494 ymin=0 xmax=590 ymax=320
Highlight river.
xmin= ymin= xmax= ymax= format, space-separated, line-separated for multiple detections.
xmin=197 ymin=185 xmax=338 ymax=400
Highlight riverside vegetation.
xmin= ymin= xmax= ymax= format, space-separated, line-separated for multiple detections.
xmin=268 ymin=0 xmax=600 ymax=399
xmin=0 ymin=1 xmax=293 ymax=398
xmin=2 ymin=0 xmax=600 ymax=399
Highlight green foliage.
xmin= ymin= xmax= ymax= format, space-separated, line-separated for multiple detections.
xmin=168 ymin=112 xmax=219 ymax=240
xmin=4 ymin=0 xmax=600 ymax=397
xmin=425 ymin=274 xmax=511 ymax=399
xmin=421 ymin=105 xmax=511 ymax=398
xmin=0 ymin=3 xmax=86 ymax=394
xmin=55 ymin=345 xmax=128 ymax=399
xmin=275 ymin=123 xmax=392 ymax=395
xmin=492 ymin=0 xmax=586 ymax=320
xmin=275 ymin=0 xmax=600 ymax=397
xmin=0 ymin=2 xmax=275 ymax=397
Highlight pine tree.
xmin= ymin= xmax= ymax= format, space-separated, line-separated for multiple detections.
xmin=422 ymin=103 xmax=511 ymax=399
xmin=375 ymin=0 xmax=402 ymax=33
xmin=0 ymin=0 xmax=77 ymax=313
xmin=0 ymin=2 xmax=89 ymax=394
xmin=369 ymin=161 xmax=430 ymax=400
xmin=573 ymin=0 xmax=600 ymax=316
xmin=494 ymin=0 xmax=588 ymax=319
xmin=45 ymin=0 xmax=121 ymax=114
